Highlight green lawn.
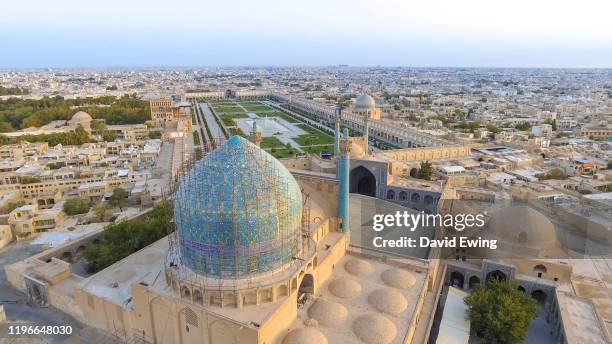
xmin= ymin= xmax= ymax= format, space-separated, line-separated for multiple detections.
xmin=192 ymin=131 xmax=200 ymax=145
xmin=220 ymin=113 xmax=249 ymax=127
xmin=266 ymin=147 xmax=299 ymax=159
xmin=212 ymin=105 xmax=245 ymax=113
xmin=242 ymin=104 xmax=273 ymax=112
xmin=260 ymin=136 xmax=285 ymax=149
xmin=294 ymin=124 xmax=334 ymax=146
xmin=209 ymin=101 xmax=237 ymax=106
xmin=302 ymin=145 xmax=334 ymax=155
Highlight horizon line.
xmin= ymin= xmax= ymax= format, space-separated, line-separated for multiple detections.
xmin=2 ymin=64 xmax=612 ymax=71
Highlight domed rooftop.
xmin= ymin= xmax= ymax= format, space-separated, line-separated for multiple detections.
xmin=486 ymin=205 xmax=558 ymax=249
xmin=328 ymin=278 xmax=362 ymax=298
xmin=368 ymin=289 xmax=408 ymax=315
xmin=173 ymin=136 xmax=303 ymax=278
xmin=381 ymin=269 xmax=416 ymax=289
xmin=354 ymin=93 xmax=376 ymax=109
xmin=352 ymin=313 xmax=397 ymax=344
xmin=344 ymin=258 xmax=373 ymax=276
xmin=70 ymin=111 xmax=92 ymax=123
xmin=282 ymin=327 xmax=328 ymax=344
xmin=308 ymin=299 xmax=348 ymax=326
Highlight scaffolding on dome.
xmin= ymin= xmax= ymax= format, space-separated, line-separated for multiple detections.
xmin=163 ymin=137 xmax=313 ymax=291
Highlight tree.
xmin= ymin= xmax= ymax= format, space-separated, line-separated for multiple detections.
xmin=84 ymin=202 xmax=171 ymax=272
xmin=0 ymin=122 xmax=14 ymax=132
xmin=20 ymin=176 xmax=41 ymax=184
xmin=101 ymin=131 xmax=117 ymax=142
xmin=417 ymin=161 xmax=434 ymax=180
xmin=109 ymin=188 xmax=128 ymax=211
xmin=1 ymin=201 xmax=25 ymax=215
xmin=93 ymin=203 xmax=107 ymax=222
xmin=63 ymin=198 xmax=92 ymax=215
xmin=514 ymin=122 xmax=532 ymax=131
xmin=465 ymin=279 xmax=538 ymax=344
xmin=90 ymin=120 xmax=107 ymax=136
xmin=148 ymin=131 xmax=162 ymax=139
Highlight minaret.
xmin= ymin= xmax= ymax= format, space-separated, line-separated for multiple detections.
xmin=338 ymin=128 xmax=350 ymax=233
xmin=364 ymin=116 xmax=369 ymax=154
xmin=334 ymin=107 xmax=342 ymax=157
xmin=250 ymin=121 xmax=262 ymax=147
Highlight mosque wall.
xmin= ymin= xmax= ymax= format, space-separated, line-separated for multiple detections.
xmin=315 ymin=234 xmax=348 ymax=287
xmin=282 ymin=157 xmax=337 ymax=174
xmin=293 ymin=174 xmax=340 ymax=218
xmin=259 ymin=292 xmax=298 ymax=343
xmin=50 ymin=286 xmax=81 ymax=315
xmin=311 ymin=218 xmax=335 ymax=243
xmin=78 ymin=284 xmax=264 ymax=344
xmin=512 ymin=259 xmax=572 ymax=284
xmin=75 ymin=288 xmax=133 ymax=338
xmin=4 ymin=263 xmax=27 ymax=292
xmin=382 ymin=145 xmax=471 ymax=161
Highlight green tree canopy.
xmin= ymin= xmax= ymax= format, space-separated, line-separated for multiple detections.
xmin=84 ymin=202 xmax=171 ymax=272
xmin=417 ymin=161 xmax=434 ymax=180
xmin=63 ymin=198 xmax=92 ymax=216
xmin=101 ymin=131 xmax=117 ymax=142
xmin=20 ymin=176 xmax=41 ymax=184
xmin=465 ymin=279 xmax=538 ymax=344
xmin=514 ymin=122 xmax=532 ymax=131
xmin=0 ymin=201 xmax=25 ymax=215
xmin=109 ymin=188 xmax=128 ymax=210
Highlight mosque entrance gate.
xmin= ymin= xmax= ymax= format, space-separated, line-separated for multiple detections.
xmin=350 ymin=166 xmax=377 ymax=197
xmin=25 ymin=276 xmax=48 ymax=307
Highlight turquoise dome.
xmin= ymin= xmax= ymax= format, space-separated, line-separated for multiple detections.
xmin=173 ymin=136 xmax=303 ymax=278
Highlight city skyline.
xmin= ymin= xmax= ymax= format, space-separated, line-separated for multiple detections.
xmin=1 ymin=0 xmax=611 ymax=68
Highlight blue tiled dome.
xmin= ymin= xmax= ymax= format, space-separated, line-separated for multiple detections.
xmin=174 ymin=136 xmax=303 ymax=278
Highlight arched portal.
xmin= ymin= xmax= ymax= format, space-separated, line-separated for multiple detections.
xmin=350 ymin=166 xmax=376 ymax=197
xmin=297 ymin=274 xmax=314 ymax=307
xmin=31 ymin=284 xmax=44 ymax=305
xmin=468 ymin=275 xmax=481 ymax=289
xmin=76 ymin=245 xmax=87 ymax=257
xmin=409 ymin=168 xmax=419 ymax=178
xmin=486 ymin=270 xmax=507 ymax=283
xmin=533 ymin=264 xmax=547 ymax=278
xmin=449 ymin=271 xmax=465 ymax=289
xmin=531 ymin=289 xmax=547 ymax=305
xmin=60 ymin=251 xmax=73 ymax=263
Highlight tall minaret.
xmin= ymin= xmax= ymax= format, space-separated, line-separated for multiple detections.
xmin=338 ymin=128 xmax=350 ymax=233
xmin=364 ymin=116 xmax=369 ymax=154
xmin=250 ymin=121 xmax=262 ymax=147
xmin=334 ymin=107 xmax=342 ymax=157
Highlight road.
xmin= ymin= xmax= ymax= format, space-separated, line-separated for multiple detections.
xmin=192 ymin=103 xmax=210 ymax=151
xmin=198 ymin=102 xmax=226 ymax=143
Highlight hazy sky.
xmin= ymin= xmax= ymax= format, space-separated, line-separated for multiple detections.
xmin=1 ymin=0 xmax=611 ymax=68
